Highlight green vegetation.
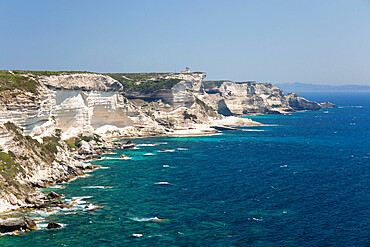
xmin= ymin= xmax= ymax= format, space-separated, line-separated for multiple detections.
xmin=42 ymin=136 xmax=61 ymax=158
xmin=0 ymin=70 xmax=198 ymax=94
xmin=0 ymin=70 xmax=40 ymax=94
xmin=106 ymin=73 xmax=181 ymax=93
xmin=74 ymin=133 xmax=102 ymax=148
xmin=10 ymin=70 xmax=94 ymax=76
xmin=0 ymin=121 xmax=64 ymax=193
xmin=0 ymin=151 xmax=24 ymax=178
xmin=195 ymin=97 xmax=213 ymax=112
xmin=66 ymin=141 xmax=77 ymax=149
xmin=0 ymin=70 xmax=201 ymax=95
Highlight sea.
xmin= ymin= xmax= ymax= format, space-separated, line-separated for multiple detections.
xmin=1 ymin=92 xmax=369 ymax=246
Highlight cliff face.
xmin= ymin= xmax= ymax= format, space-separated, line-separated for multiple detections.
xmin=200 ymin=81 xmax=321 ymax=115
xmin=0 ymin=122 xmax=81 ymax=212
xmin=0 ymin=71 xmax=323 ymax=141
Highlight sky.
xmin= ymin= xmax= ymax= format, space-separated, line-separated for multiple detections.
xmin=0 ymin=0 xmax=369 ymax=85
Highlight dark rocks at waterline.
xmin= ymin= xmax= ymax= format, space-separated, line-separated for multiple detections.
xmin=47 ymin=191 xmax=62 ymax=199
xmin=74 ymin=163 xmax=97 ymax=170
xmin=0 ymin=217 xmax=37 ymax=233
xmin=47 ymin=222 xmax=62 ymax=229
xmin=31 ymin=181 xmax=46 ymax=188
xmin=25 ymin=193 xmax=47 ymax=208
xmin=121 ymin=143 xmax=135 ymax=149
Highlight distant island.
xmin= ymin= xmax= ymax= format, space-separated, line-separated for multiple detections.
xmin=276 ymin=82 xmax=370 ymax=93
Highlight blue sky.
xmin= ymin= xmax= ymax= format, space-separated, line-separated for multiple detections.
xmin=0 ymin=0 xmax=369 ymax=85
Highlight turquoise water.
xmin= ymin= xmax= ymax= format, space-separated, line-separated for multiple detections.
xmin=1 ymin=92 xmax=369 ymax=246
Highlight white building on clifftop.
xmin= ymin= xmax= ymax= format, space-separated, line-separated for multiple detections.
xmin=181 ymin=67 xmax=190 ymax=73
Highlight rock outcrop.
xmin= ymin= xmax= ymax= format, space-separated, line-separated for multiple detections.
xmin=47 ymin=222 xmax=62 ymax=229
xmin=0 ymin=216 xmax=37 ymax=233
xmin=0 ymin=122 xmax=82 ymax=212
xmin=319 ymin=101 xmax=338 ymax=108
xmin=286 ymin=93 xmax=321 ymax=111
xmin=200 ymin=81 xmax=322 ymax=115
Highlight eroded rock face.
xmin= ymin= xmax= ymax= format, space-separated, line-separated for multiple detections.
xmin=40 ymin=73 xmax=123 ymax=91
xmin=201 ymin=81 xmax=322 ymax=115
xmin=286 ymin=93 xmax=321 ymax=111
xmin=122 ymin=72 xmax=207 ymax=108
xmin=0 ymin=72 xmax=326 ymax=143
xmin=0 ymin=217 xmax=37 ymax=233
xmin=320 ymin=101 xmax=338 ymax=108
xmin=0 ymin=123 xmax=81 ymax=212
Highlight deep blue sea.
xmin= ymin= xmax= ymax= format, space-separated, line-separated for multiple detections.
xmin=1 ymin=92 xmax=369 ymax=246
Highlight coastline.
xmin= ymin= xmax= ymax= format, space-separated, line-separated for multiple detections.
xmin=0 ymin=71 xmax=335 ymax=235
xmin=0 ymin=107 xmax=335 ymax=236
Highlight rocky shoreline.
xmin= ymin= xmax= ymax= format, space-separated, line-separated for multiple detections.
xmin=0 ymin=130 xmax=132 ymax=235
xmin=0 ymin=70 xmax=337 ymax=235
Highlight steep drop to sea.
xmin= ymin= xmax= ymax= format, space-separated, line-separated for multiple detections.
xmin=1 ymin=92 xmax=368 ymax=246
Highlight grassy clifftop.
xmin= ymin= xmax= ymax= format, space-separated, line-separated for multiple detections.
xmin=0 ymin=71 xmax=188 ymax=94
xmin=0 ymin=70 xmax=40 ymax=94
xmin=105 ymin=73 xmax=181 ymax=93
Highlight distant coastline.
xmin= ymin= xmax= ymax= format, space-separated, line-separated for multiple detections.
xmin=276 ymin=82 xmax=370 ymax=93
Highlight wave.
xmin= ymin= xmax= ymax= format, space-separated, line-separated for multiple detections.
xmin=48 ymin=184 xmax=66 ymax=189
xmin=155 ymin=182 xmax=171 ymax=185
xmin=158 ymin=149 xmax=175 ymax=152
xmin=81 ymin=186 xmax=106 ymax=189
xmin=129 ymin=217 xmax=159 ymax=222
xmin=343 ymin=105 xmax=363 ymax=108
xmin=177 ymin=148 xmax=188 ymax=151
xmin=37 ymin=222 xmax=68 ymax=230
xmin=143 ymin=153 xmax=156 ymax=156
xmin=136 ymin=144 xmax=159 ymax=147
xmin=99 ymin=157 xmax=131 ymax=160
xmin=128 ymin=216 xmax=169 ymax=222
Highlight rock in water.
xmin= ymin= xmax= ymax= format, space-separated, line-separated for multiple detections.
xmin=24 ymin=216 xmax=37 ymax=231
xmin=320 ymin=101 xmax=338 ymax=108
xmin=286 ymin=93 xmax=321 ymax=111
xmin=0 ymin=217 xmax=37 ymax=233
xmin=47 ymin=222 xmax=62 ymax=229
